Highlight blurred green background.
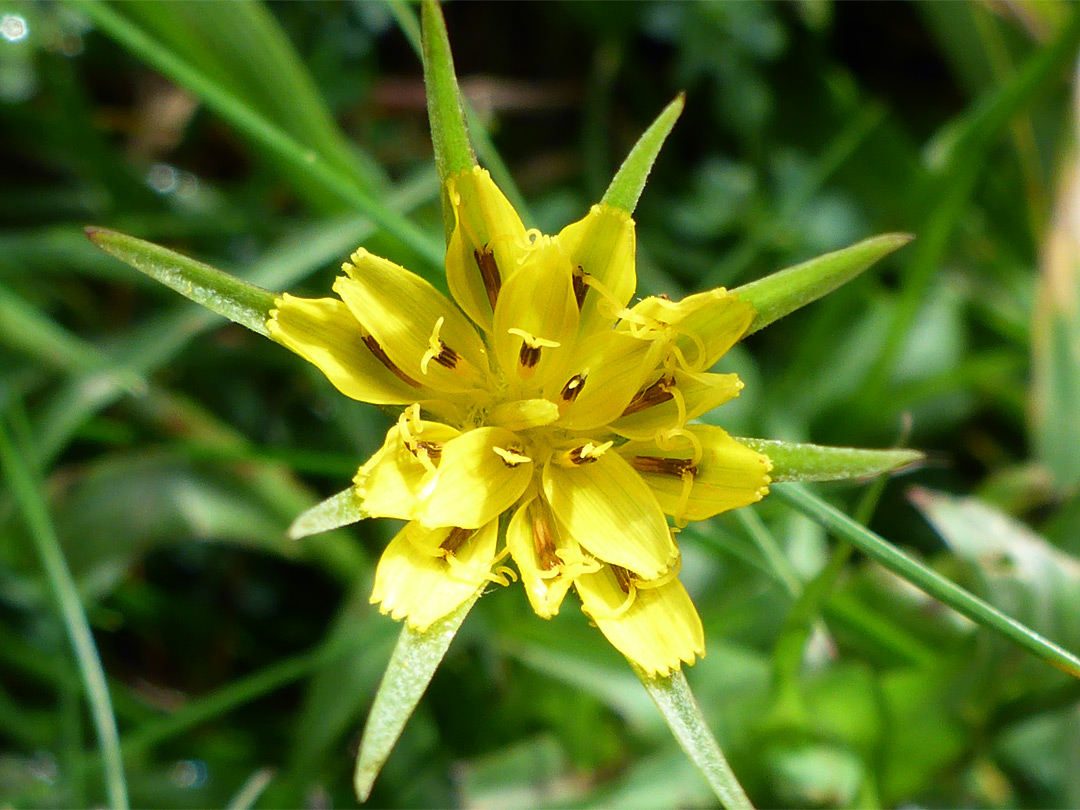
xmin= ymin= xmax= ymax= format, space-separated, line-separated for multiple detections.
xmin=3 ymin=1 xmax=1080 ymax=807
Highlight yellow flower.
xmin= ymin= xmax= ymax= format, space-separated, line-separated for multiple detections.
xmin=267 ymin=167 xmax=771 ymax=677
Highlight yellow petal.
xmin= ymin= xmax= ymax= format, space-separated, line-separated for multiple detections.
xmin=555 ymin=203 xmax=636 ymax=335
xmin=415 ymin=426 xmax=534 ymax=529
xmin=625 ymin=289 xmax=753 ymax=372
xmin=575 ymin=566 xmax=704 ymax=677
xmin=610 ymin=369 xmax=743 ymax=440
xmin=619 ymin=425 xmax=771 ymax=522
xmin=506 ymin=498 xmax=590 ymax=619
xmin=488 ymin=398 xmax=561 ymax=431
xmin=370 ymin=520 xmax=499 ymax=632
xmin=267 ymin=294 xmax=429 ymax=405
xmin=491 ymin=236 xmax=579 ymax=389
xmin=542 ymin=447 xmax=675 ymax=579
xmin=355 ymin=419 xmax=462 ymax=520
xmin=548 ymin=330 xmax=666 ymax=432
xmin=335 ymin=249 xmax=490 ymax=393
xmin=445 ymin=167 xmax=528 ymax=332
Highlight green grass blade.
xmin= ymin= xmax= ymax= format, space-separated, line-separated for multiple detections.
xmin=0 ymin=416 xmax=129 ymax=810
xmin=0 ymin=284 xmax=108 ymax=372
xmin=774 ymin=483 xmax=1080 ymax=679
xmin=603 ymin=94 xmax=684 ymax=214
xmin=732 ymin=233 xmax=913 ymax=336
xmin=226 ymin=768 xmax=275 ymax=810
xmin=86 ymin=227 xmax=276 ymax=336
xmin=736 ymin=438 xmax=923 ymax=482
xmin=633 ymin=666 xmax=754 ymax=810
xmin=77 ymin=0 xmax=444 ymax=267
xmin=355 ymin=595 xmax=479 ymax=801
xmin=110 ymin=0 xmax=385 ymax=203
xmin=865 ymin=8 xmax=1080 ymax=393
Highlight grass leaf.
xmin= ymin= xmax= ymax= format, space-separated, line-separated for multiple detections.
xmin=775 ymin=483 xmax=1080 ymax=679
xmin=0 ymin=415 xmax=129 ymax=810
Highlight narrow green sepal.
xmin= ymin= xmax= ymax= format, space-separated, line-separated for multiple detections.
xmin=632 ymin=664 xmax=754 ymax=810
xmin=736 ymin=438 xmax=923 ymax=482
xmin=602 ymin=94 xmax=685 ymax=214
xmin=355 ymin=593 xmax=479 ymax=800
xmin=421 ymin=0 xmax=476 ymax=240
xmin=288 ymin=487 xmax=367 ymax=541
xmin=733 ymin=233 xmax=913 ymax=336
xmin=86 ymin=227 xmax=277 ymax=337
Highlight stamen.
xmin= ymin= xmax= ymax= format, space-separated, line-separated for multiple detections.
xmin=507 ymin=328 xmax=561 ymax=372
xmin=572 ymin=265 xmax=589 ymax=309
xmin=493 ymin=445 xmax=532 ymax=467
xmin=630 ymin=456 xmax=698 ymax=478
xmin=362 ymin=334 xmax=421 ymax=387
xmin=583 ymin=565 xmax=638 ymax=620
xmin=529 ymin=502 xmax=560 ymax=571
xmin=559 ymin=373 xmax=587 ymax=405
xmin=440 ymin=526 xmax=473 ymax=555
xmin=621 ymin=376 xmax=673 ymax=417
xmin=420 ymin=317 xmax=461 ymax=374
xmin=567 ymin=440 xmax=613 ymax=465
xmin=473 ymin=246 xmax=502 ymax=310
xmin=612 ymin=564 xmax=635 ymax=594
xmin=405 ymin=528 xmax=447 ymax=559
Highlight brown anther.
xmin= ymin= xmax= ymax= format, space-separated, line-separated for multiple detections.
xmin=568 ymin=445 xmax=599 ymax=465
xmin=630 ymin=456 xmax=697 ymax=478
xmin=441 ymin=526 xmax=473 ymax=555
xmin=572 ymin=265 xmax=589 ymax=309
xmin=611 ymin=564 xmax=635 ymax=594
xmin=519 ymin=342 xmax=542 ymax=369
xmin=620 ymin=376 xmax=674 ymax=417
xmin=408 ymin=440 xmax=443 ymax=463
xmin=474 ymin=246 xmax=502 ymax=310
xmin=362 ymin=334 xmax=421 ymax=387
xmin=432 ymin=344 xmax=460 ymax=370
xmin=559 ymin=373 xmax=586 ymax=404
xmin=529 ymin=503 xmax=560 ymax=571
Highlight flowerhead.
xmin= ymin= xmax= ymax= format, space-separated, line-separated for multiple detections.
xmin=268 ymin=167 xmax=771 ymax=676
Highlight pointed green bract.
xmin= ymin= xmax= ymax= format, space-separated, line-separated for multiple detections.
xmin=633 ymin=665 xmax=754 ymax=810
xmin=775 ymin=483 xmax=1080 ymax=679
xmin=355 ymin=593 xmax=480 ymax=801
xmin=602 ymin=94 xmax=685 ymax=214
xmin=288 ymin=487 xmax=368 ymax=541
xmin=86 ymin=227 xmax=276 ymax=337
xmin=736 ymin=438 xmax=923 ymax=482
xmin=421 ymin=0 xmax=477 ymax=240
xmin=733 ymin=233 xmax=913 ymax=336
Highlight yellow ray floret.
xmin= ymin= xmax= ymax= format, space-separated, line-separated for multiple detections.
xmin=576 ymin=563 xmax=705 ymax=677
